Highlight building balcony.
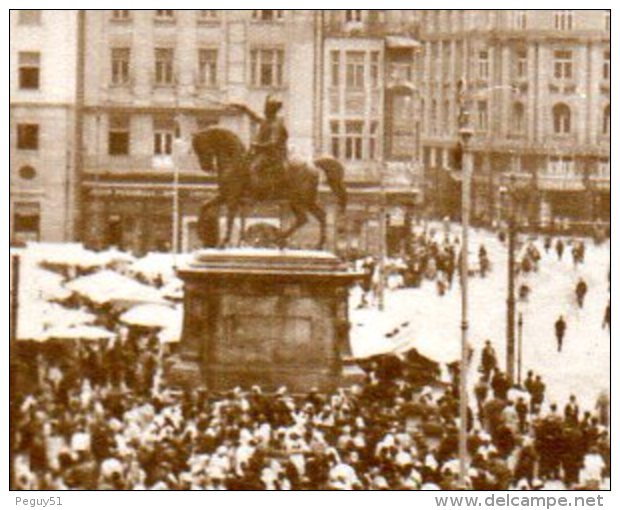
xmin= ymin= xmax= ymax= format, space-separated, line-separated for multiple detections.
xmin=510 ymin=79 xmax=528 ymax=95
xmin=536 ymin=173 xmax=586 ymax=192
xmin=548 ymin=80 xmax=577 ymax=95
xmin=343 ymin=161 xmax=382 ymax=184
xmin=383 ymin=161 xmax=423 ymax=188
xmin=324 ymin=18 xmax=393 ymax=38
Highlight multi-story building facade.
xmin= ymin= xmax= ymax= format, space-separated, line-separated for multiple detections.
xmin=10 ymin=10 xmax=83 ymax=244
xmin=321 ymin=10 xmax=423 ymax=255
xmin=79 ymin=9 xmax=424 ymax=255
xmin=80 ymin=9 xmax=320 ymax=254
xmin=419 ymin=10 xmax=610 ymax=227
xmin=12 ymin=10 xmax=608 ymax=253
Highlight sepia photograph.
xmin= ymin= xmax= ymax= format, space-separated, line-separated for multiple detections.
xmin=8 ymin=6 xmax=612 ymax=493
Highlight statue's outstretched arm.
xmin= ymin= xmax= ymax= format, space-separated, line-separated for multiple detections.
xmin=228 ymin=102 xmax=263 ymax=124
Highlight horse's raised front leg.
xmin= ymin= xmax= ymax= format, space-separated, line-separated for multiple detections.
xmin=220 ymin=201 xmax=240 ymax=248
xmin=308 ymin=202 xmax=327 ymax=251
xmin=198 ymin=195 xmax=224 ymax=247
xmin=278 ymin=203 xmax=307 ymax=249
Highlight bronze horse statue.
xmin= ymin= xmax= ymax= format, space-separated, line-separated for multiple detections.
xmin=192 ymin=127 xmax=347 ymax=250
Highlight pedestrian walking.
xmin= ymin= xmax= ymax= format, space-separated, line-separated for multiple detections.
xmin=491 ymin=370 xmax=510 ymax=400
xmin=555 ymin=238 xmax=565 ymax=261
xmin=530 ymin=375 xmax=546 ymax=414
xmin=602 ymin=301 xmax=610 ymax=330
xmin=554 ymin=315 xmax=567 ymax=352
xmin=564 ymin=395 xmax=579 ymax=427
xmin=575 ymin=278 xmax=588 ymax=308
xmin=596 ymin=391 xmax=610 ymax=428
xmin=480 ymin=340 xmax=498 ymax=381
xmin=516 ymin=397 xmax=529 ymax=433
xmin=524 ymin=370 xmax=535 ymax=395
xmin=474 ymin=375 xmax=489 ymax=419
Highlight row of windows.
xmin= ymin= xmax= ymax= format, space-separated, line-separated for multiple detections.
xmin=16 ymin=44 xmax=609 ymax=93
xmin=108 ymin=116 xmax=183 ymax=156
xmin=426 ymin=101 xmax=610 ymax=136
xmin=16 ymin=98 xmax=607 ymax=157
xmin=112 ymin=9 xmax=368 ymax=24
xmin=428 ymin=43 xmax=609 ymax=84
xmin=330 ymin=50 xmax=381 ymax=89
xmin=329 ymin=120 xmax=379 ymax=161
xmin=110 ymin=47 xmax=284 ymax=88
xmin=18 ymin=9 xmax=611 ymax=33
xmin=424 ymin=10 xmax=610 ymax=33
xmin=110 ymin=9 xmax=284 ymax=23
xmin=473 ymin=48 xmax=610 ymax=82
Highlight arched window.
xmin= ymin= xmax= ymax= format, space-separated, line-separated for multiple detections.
xmin=512 ymin=102 xmax=525 ymax=134
xmin=553 ymin=103 xmax=571 ymax=134
xmin=603 ymin=105 xmax=610 ymax=135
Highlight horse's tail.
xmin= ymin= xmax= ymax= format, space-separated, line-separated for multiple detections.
xmin=314 ymin=157 xmax=347 ymax=212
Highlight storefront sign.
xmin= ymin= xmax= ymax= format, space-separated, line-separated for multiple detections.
xmin=87 ymin=186 xmax=213 ymax=200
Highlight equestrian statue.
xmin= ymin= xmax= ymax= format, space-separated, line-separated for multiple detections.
xmin=191 ymin=95 xmax=347 ymax=250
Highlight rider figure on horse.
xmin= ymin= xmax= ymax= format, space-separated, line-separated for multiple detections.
xmin=229 ymin=95 xmax=289 ymax=194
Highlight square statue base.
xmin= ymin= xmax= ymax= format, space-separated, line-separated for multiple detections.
xmin=167 ymin=249 xmax=361 ymax=393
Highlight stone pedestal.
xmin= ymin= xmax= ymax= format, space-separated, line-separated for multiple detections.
xmin=168 ymin=249 xmax=361 ymax=393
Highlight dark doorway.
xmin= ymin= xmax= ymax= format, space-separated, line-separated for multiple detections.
xmin=106 ymin=216 xmax=122 ymax=248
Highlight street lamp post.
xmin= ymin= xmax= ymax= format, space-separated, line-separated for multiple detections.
xmin=517 ymin=312 xmax=524 ymax=386
xmin=171 ymin=134 xmax=188 ymax=257
xmin=9 ymin=254 xmax=20 ymax=489
xmin=172 ymin=156 xmax=180 ymax=255
xmin=457 ymin=79 xmax=473 ymax=488
xmin=378 ymin=162 xmax=387 ymax=311
xmin=506 ymin=174 xmax=517 ymax=384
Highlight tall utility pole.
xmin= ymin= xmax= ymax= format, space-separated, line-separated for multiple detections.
xmin=506 ymin=174 xmax=517 ymax=384
xmin=517 ymin=312 xmax=524 ymax=386
xmin=10 ymin=254 xmax=20 ymax=490
xmin=457 ymin=79 xmax=473 ymax=488
xmin=72 ymin=10 xmax=86 ymax=243
xmin=172 ymin=143 xmax=181 ymax=255
xmin=378 ymin=162 xmax=386 ymax=311
xmin=171 ymin=115 xmax=185 ymax=256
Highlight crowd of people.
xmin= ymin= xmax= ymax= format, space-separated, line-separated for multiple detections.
xmin=11 ymin=331 xmax=610 ymax=491
xmin=11 ymin=228 xmax=609 ymax=491
xmin=358 ymin=227 xmax=493 ymax=304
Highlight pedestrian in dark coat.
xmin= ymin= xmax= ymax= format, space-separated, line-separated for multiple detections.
xmin=555 ymin=239 xmax=565 ymax=260
xmin=524 ymin=370 xmax=535 ymax=395
xmin=514 ymin=441 xmax=537 ymax=486
xmin=491 ymin=370 xmax=510 ymax=400
xmin=474 ymin=376 xmax=489 ymax=420
xmin=480 ymin=340 xmax=498 ymax=381
xmin=554 ymin=315 xmax=567 ymax=352
xmin=530 ymin=376 xmax=546 ymax=414
xmin=564 ymin=395 xmax=579 ymax=427
xmin=602 ymin=301 xmax=610 ymax=330
xmin=516 ymin=397 xmax=529 ymax=433
xmin=575 ymin=278 xmax=588 ymax=308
